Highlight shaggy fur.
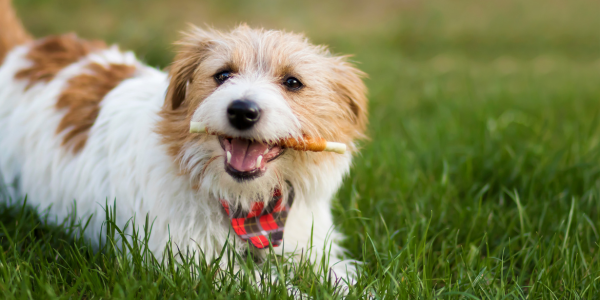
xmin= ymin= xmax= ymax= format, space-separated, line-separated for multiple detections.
xmin=0 ymin=0 xmax=368 ymax=283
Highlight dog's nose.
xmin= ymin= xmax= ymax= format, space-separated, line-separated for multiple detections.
xmin=227 ymin=100 xmax=261 ymax=130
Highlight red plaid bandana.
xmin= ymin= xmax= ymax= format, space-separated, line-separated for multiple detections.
xmin=220 ymin=188 xmax=294 ymax=249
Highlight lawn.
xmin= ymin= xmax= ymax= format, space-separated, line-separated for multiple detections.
xmin=2 ymin=0 xmax=600 ymax=298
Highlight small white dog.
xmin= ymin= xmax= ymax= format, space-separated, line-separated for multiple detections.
xmin=0 ymin=0 xmax=367 ymax=281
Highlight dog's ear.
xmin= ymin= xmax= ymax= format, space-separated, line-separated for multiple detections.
xmin=165 ymin=28 xmax=216 ymax=110
xmin=330 ymin=57 xmax=369 ymax=137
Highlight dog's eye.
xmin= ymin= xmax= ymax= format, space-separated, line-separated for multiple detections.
xmin=214 ymin=71 xmax=232 ymax=84
xmin=283 ymin=77 xmax=303 ymax=90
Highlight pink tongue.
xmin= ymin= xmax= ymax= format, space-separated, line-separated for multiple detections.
xmin=229 ymin=138 xmax=269 ymax=172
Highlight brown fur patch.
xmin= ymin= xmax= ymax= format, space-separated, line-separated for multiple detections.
xmin=15 ymin=33 xmax=106 ymax=88
xmin=56 ymin=63 xmax=136 ymax=153
xmin=157 ymin=29 xmax=220 ymax=162
xmin=0 ymin=0 xmax=32 ymax=62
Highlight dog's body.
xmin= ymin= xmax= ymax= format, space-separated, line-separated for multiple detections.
xmin=0 ymin=0 xmax=367 ymax=280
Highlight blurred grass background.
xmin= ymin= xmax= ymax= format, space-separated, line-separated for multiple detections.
xmin=15 ymin=0 xmax=600 ymax=64
xmin=3 ymin=0 xmax=600 ymax=298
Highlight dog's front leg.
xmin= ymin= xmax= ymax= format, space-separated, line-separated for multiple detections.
xmin=277 ymin=198 xmax=357 ymax=287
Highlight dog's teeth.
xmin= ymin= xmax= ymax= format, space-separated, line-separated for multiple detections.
xmin=256 ymin=155 xmax=263 ymax=168
xmin=263 ymin=148 xmax=269 ymax=155
xmin=226 ymin=151 xmax=231 ymax=164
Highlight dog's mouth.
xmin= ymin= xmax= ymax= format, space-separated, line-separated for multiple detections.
xmin=219 ymin=136 xmax=284 ymax=182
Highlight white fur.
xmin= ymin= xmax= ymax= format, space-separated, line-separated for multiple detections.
xmin=0 ymin=43 xmax=356 ymax=282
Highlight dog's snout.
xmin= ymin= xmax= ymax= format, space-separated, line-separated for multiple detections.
xmin=227 ymin=100 xmax=261 ymax=130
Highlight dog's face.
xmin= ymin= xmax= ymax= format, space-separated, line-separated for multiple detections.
xmin=158 ymin=25 xmax=367 ymax=206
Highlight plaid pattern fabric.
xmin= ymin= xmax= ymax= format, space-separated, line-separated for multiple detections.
xmin=220 ymin=188 xmax=294 ymax=249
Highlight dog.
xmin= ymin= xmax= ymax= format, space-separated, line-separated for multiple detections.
xmin=0 ymin=0 xmax=367 ymax=282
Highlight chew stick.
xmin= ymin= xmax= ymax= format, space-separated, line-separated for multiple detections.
xmin=189 ymin=121 xmax=347 ymax=154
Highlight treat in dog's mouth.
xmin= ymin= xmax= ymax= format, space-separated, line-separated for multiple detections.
xmin=219 ymin=136 xmax=284 ymax=181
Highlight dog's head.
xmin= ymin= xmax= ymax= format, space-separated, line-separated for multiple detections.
xmin=158 ymin=25 xmax=367 ymax=207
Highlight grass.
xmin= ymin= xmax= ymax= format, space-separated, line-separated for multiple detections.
xmin=2 ymin=0 xmax=600 ymax=298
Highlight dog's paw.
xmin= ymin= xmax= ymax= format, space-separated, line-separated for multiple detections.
xmin=329 ymin=259 xmax=361 ymax=295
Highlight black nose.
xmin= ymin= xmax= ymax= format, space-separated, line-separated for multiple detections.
xmin=227 ymin=100 xmax=261 ymax=130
